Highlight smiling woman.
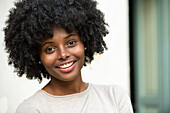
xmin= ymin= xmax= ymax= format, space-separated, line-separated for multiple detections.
xmin=39 ymin=27 xmax=85 ymax=85
xmin=3 ymin=0 xmax=133 ymax=112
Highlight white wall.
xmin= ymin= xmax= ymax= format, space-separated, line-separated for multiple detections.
xmin=0 ymin=0 xmax=129 ymax=112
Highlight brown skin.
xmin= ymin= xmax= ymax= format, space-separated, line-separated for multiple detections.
xmin=39 ymin=26 xmax=87 ymax=96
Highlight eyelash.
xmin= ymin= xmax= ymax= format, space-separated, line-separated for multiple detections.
xmin=45 ymin=46 xmax=55 ymax=53
xmin=67 ymin=40 xmax=77 ymax=47
xmin=44 ymin=40 xmax=77 ymax=54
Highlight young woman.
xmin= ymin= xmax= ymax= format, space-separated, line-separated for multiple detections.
xmin=4 ymin=0 xmax=133 ymax=112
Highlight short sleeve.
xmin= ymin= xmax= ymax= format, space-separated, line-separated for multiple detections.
xmin=16 ymin=100 xmax=40 ymax=113
xmin=113 ymin=85 xmax=134 ymax=113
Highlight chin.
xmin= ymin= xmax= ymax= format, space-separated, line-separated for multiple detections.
xmin=50 ymin=67 xmax=82 ymax=82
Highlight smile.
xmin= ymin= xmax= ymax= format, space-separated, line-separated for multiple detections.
xmin=58 ymin=62 xmax=74 ymax=69
xmin=56 ymin=61 xmax=77 ymax=73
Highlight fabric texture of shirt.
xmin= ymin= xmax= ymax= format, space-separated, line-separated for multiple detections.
xmin=16 ymin=83 xmax=134 ymax=113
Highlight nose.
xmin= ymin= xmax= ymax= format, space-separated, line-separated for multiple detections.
xmin=58 ymin=46 xmax=70 ymax=60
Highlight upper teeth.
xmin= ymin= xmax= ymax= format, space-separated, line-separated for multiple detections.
xmin=58 ymin=62 xmax=74 ymax=68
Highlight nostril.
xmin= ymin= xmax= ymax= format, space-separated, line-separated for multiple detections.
xmin=58 ymin=47 xmax=70 ymax=60
xmin=58 ymin=54 xmax=70 ymax=60
xmin=66 ymin=56 xmax=69 ymax=58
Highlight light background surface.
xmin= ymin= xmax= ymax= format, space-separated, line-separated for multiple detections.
xmin=0 ymin=0 xmax=129 ymax=112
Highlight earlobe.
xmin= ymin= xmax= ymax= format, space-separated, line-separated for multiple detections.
xmin=39 ymin=61 xmax=42 ymax=64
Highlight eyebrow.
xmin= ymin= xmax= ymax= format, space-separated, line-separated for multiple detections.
xmin=64 ymin=33 xmax=76 ymax=39
xmin=41 ymin=42 xmax=54 ymax=47
xmin=42 ymin=33 xmax=76 ymax=46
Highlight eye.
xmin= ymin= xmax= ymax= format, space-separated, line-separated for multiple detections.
xmin=45 ymin=46 xmax=56 ymax=54
xmin=67 ymin=40 xmax=77 ymax=47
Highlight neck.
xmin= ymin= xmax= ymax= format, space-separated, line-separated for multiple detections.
xmin=43 ymin=75 xmax=87 ymax=96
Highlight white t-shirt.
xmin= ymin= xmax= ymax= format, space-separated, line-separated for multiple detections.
xmin=16 ymin=83 xmax=133 ymax=113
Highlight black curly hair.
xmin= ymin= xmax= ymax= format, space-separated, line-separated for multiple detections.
xmin=4 ymin=0 xmax=109 ymax=82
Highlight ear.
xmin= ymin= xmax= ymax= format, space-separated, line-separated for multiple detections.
xmin=39 ymin=61 xmax=42 ymax=64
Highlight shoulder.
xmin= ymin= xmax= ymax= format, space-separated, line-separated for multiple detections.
xmin=91 ymin=83 xmax=128 ymax=95
xmin=90 ymin=84 xmax=133 ymax=112
xmin=16 ymin=91 xmax=43 ymax=113
xmin=90 ymin=83 xmax=129 ymax=100
xmin=90 ymin=83 xmax=128 ymax=98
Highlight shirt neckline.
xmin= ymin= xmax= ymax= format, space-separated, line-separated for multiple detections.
xmin=39 ymin=83 xmax=91 ymax=99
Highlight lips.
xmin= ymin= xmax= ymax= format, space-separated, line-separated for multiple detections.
xmin=57 ymin=61 xmax=74 ymax=69
xmin=56 ymin=60 xmax=77 ymax=73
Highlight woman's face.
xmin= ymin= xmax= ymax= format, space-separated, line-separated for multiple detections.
xmin=39 ymin=27 xmax=85 ymax=82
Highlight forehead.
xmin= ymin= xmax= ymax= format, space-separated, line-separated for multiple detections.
xmin=41 ymin=27 xmax=78 ymax=43
xmin=41 ymin=26 xmax=75 ymax=39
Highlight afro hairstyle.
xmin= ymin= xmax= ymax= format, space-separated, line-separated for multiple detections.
xmin=4 ymin=0 xmax=109 ymax=82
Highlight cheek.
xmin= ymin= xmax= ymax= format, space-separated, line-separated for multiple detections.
xmin=70 ymin=45 xmax=85 ymax=58
xmin=40 ymin=53 xmax=56 ymax=66
xmin=75 ymin=46 xmax=85 ymax=64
